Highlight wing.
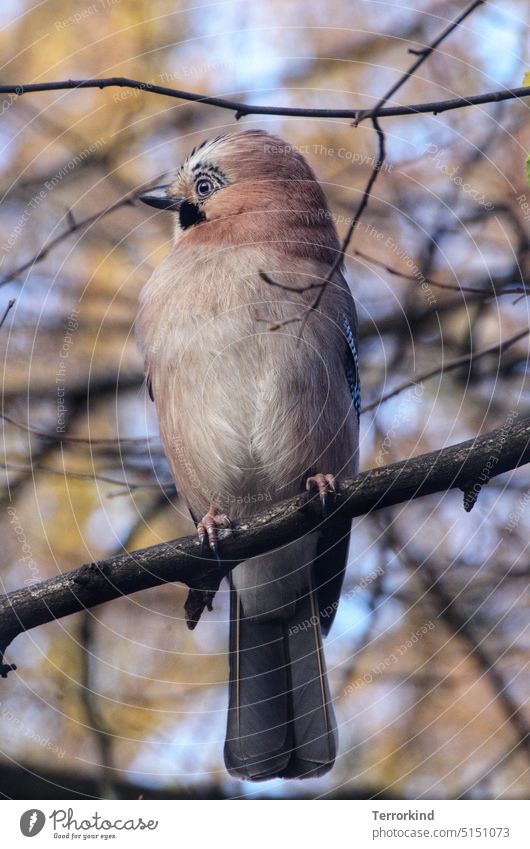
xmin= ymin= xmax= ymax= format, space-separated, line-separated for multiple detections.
xmin=341 ymin=308 xmax=361 ymax=424
xmin=314 ymin=284 xmax=360 ymax=636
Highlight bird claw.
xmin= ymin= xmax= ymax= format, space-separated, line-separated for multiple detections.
xmin=306 ymin=473 xmax=337 ymax=518
xmin=197 ymin=506 xmax=231 ymax=560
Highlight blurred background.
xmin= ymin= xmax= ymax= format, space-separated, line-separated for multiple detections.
xmin=0 ymin=0 xmax=529 ymax=800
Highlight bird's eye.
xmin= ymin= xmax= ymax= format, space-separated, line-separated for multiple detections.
xmin=195 ymin=177 xmax=214 ymax=198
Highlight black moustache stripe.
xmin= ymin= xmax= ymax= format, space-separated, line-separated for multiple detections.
xmin=179 ymin=199 xmax=206 ymax=230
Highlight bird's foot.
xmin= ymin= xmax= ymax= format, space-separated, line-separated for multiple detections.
xmin=197 ymin=505 xmax=231 ymax=559
xmin=306 ymin=473 xmax=337 ymax=518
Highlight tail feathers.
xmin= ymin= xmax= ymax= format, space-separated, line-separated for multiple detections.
xmin=283 ymin=590 xmax=337 ymax=778
xmin=224 ymin=586 xmax=337 ymax=781
xmin=224 ymin=594 xmax=292 ymax=779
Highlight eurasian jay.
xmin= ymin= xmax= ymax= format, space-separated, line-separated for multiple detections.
xmin=137 ymin=130 xmax=360 ymax=780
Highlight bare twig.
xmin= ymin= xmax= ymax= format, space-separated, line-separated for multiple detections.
xmin=0 ymin=412 xmax=158 ymax=446
xmin=0 ymin=195 xmax=134 ymax=289
xmin=351 ymin=250 xmax=530 ymax=297
xmin=355 ymin=0 xmax=486 ymax=125
xmin=1 ymin=460 xmax=172 ymax=492
xmin=261 ymin=0 xmax=485 ymax=334
xmin=362 ymin=326 xmax=530 ymax=412
xmin=383 ymin=521 xmax=530 ymax=772
xmin=420 ymin=563 xmax=530 ymax=761
xmin=77 ymin=494 xmax=168 ymax=799
xmin=303 ymin=115 xmax=387 ymax=331
xmin=0 ymin=77 xmax=528 ymax=121
xmin=262 ymin=244 xmax=529 ymax=300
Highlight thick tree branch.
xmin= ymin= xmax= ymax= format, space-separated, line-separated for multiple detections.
xmin=0 ymin=79 xmax=529 ymax=121
xmin=1 ymin=416 xmax=529 ymax=675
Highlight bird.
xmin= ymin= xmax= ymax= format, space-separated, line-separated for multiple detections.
xmin=136 ymin=130 xmax=360 ymax=781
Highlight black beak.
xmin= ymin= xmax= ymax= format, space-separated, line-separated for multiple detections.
xmin=137 ymin=185 xmax=183 ymax=211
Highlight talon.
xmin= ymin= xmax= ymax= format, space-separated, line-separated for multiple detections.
xmin=197 ymin=505 xmax=232 ymax=558
xmin=306 ymin=473 xmax=337 ymax=518
xmin=207 ymin=525 xmax=219 ymax=560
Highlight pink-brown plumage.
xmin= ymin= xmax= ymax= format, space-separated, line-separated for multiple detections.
xmin=137 ymin=130 xmax=360 ymax=780
xmin=138 ymin=130 xmax=358 ymax=519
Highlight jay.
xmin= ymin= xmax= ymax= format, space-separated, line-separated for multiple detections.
xmin=137 ymin=130 xmax=360 ymax=780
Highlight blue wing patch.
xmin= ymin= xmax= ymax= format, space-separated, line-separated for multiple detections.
xmin=342 ymin=311 xmax=361 ymax=423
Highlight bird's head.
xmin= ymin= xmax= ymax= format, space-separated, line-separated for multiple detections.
xmin=138 ymin=130 xmax=339 ymax=257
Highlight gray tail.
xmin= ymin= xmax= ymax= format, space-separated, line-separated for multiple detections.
xmin=224 ymin=581 xmax=337 ymax=781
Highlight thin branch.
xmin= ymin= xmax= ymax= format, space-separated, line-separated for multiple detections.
xmin=0 ymin=412 xmax=158 ymax=446
xmin=383 ymin=521 xmax=530 ymax=767
xmin=362 ymin=326 xmax=530 ymax=412
xmin=355 ymin=0 xmax=486 ymax=124
xmin=78 ymin=613 xmax=117 ymax=799
xmin=0 ymin=78 xmax=528 ymax=121
xmin=350 ymin=249 xmax=530 ymax=297
xmin=421 ymin=564 xmax=530 ymax=761
xmin=1 ymin=416 xmax=529 ymax=674
xmin=262 ymin=0 xmax=484 ymax=334
xmin=298 ymin=116 xmax=387 ymax=339
xmin=0 ymin=376 xmax=147 ymax=514
xmin=77 ymin=495 xmax=167 ymax=799
xmin=0 ymin=195 xmax=134 ymax=289
xmin=344 ymin=0 xmax=484 ymax=292
xmin=317 ymin=117 xmax=387 ymax=303
xmin=263 ymin=253 xmax=528 ymax=300
xmin=1 ymin=460 xmax=172 ymax=492
xmin=258 ymin=117 xmax=386 ymax=335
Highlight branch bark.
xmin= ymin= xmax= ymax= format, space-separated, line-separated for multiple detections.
xmin=1 ymin=415 xmax=529 ymax=676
